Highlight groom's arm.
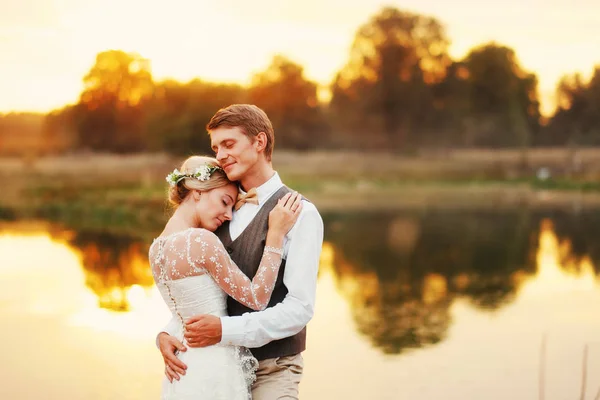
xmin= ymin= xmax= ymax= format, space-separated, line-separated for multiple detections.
xmin=219 ymin=201 xmax=323 ymax=348
xmin=156 ymin=317 xmax=188 ymax=382
xmin=155 ymin=317 xmax=180 ymax=348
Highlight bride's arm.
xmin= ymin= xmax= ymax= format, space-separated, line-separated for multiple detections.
xmin=186 ymin=228 xmax=284 ymax=311
xmin=186 ymin=192 xmax=301 ymax=311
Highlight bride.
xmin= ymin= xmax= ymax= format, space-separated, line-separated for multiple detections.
xmin=149 ymin=155 xmax=302 ymax=399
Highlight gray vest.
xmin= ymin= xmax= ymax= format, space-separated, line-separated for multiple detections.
xmin=215 ymin=186 xmax=306 ymax=361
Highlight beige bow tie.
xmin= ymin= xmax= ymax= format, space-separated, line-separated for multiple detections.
xmin=234 ymin=188 xmax=259 ymax=211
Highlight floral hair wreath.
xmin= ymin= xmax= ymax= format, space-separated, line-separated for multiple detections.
xmin=165 ymin=164 xmax=223 ymax=187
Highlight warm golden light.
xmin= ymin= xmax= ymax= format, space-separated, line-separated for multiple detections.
xmin=422 ymin=273 xmax=448 ymax=305
xmin=1 ymin=0 xmax=599 ymax=114
xmin=518 ymin=219 xmax=598 ymax=297
xmin=0 ymin=231 xmax=96 ymax=314
xmin=126 ymin=284 xmax=148 ymax=310
xmin=0 ymin=230 xmax=169 ymax=338
xmin=2 ymin=220 xmax=600 ymax=399
xmin=319 ymin=241 xmax=335 ymax=272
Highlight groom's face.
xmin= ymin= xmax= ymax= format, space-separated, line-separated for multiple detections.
xmin=210 ymin=126 xmax=260 ymax=182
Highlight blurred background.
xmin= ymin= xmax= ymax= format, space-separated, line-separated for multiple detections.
xmin=2 ymin=1 xmax=600 ymax=399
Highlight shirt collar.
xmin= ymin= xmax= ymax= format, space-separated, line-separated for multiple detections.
xmin=239 ymin=172 xmax=283 ymax=205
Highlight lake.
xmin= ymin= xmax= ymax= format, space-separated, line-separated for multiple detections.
xmin=1 ymin=204 xmax=600 ymax=399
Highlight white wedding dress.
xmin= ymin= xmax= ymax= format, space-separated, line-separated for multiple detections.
xmin=149 ymin=227 xmax=282 ymax=400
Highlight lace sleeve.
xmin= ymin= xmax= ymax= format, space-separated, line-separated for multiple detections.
xmin=187 ymin=229 xmax=283 ymax=311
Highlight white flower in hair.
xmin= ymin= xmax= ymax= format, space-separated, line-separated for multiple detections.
xmin=165 ymin=165 xmax=223 ymax=187
xmin=165 ymin=169 xmax=182 ymax=186
xmin=195 ymin=166 xmax=212 ymax=181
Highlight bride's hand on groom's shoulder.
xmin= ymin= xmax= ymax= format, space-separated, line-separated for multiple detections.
xmin=158 ymin=333 xmax=187 ymax=382
xmin=269 ymin=191 xmax=303 ymax=235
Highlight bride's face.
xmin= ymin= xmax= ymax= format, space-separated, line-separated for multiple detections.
xmin=195 ymin=183 xmax=238 ymax=231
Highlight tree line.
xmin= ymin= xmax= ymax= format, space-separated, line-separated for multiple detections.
xmin=3 ymin=6 xmax=600 ymax=155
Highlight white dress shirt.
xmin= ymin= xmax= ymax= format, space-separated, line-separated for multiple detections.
xmin=160 ymin=172 xmax=324 ymax=350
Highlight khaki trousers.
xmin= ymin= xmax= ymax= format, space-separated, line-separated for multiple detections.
xmin=251 ymin=353 xmax=304 ymax=400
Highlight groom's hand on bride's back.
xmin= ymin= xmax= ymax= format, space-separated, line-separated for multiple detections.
xmin=184 ymin=314 xmax=222 ymax=347
xmin=158 ymin=333 xmax=187 ymax=382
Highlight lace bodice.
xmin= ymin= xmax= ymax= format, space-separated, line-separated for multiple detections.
xmin=149 ymin=227 xmax=282 ymax=312
xmin=149 ymin=227 xmax=273 ymax=400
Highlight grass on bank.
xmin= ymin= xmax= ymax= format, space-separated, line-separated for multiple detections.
xmin=3 ymin=150 xmax=600 ymax=224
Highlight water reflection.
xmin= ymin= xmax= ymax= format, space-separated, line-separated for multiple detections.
xmin=2 ymin=209 xmax=599 ymax=354
xmin=0 ymin=222 xmax=168 ymax=336
xmin=325 ymin=243 xmax=451 ymax=354
xmin=19 ymin=222 xmax=158 ymax=312
xmin=65 ymin=230 xmax=154 ymax=311
xmin=0 ymin=225 xmax=96 ymax=316
xmin=518 ymin=219 xmax=597 ymax=297
xmin=0 ymin=227 xmax=165 ymax=399
xmin=1 ymin=209 xmax=600 ymax=399
xmin=323 ymin=211 xmax=600 ymax=354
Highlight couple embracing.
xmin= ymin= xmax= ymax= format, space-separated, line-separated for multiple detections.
xmin=150 ymin=104 xmax=324 ymax=399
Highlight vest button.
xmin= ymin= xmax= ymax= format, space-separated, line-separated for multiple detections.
xmin=226 ymin=247 xmax=233 ymax=254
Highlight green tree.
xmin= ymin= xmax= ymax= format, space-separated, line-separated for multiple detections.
xmin=460 ymin=43 xmax=540 ymax=148
xmin=544 ymin=67 xmax=600 ymax=147
xmin=248 ymin=55 xmax=327 ymax=150
xmin=430 ymin=61 xmax=471 ymax=147
xmin=41 ymin=106 xmax=77 ymax=154
xmin=330 ymin=6 xmax=451 ymax=150
xmin=0 ymin=112 xmax=44 ymax=156
xmin=75 ymin=50 xmax=154 ymax=152
xmin=145 ymin=79 xmax=246 ymax=155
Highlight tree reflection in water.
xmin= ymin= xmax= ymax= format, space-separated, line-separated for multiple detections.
xmin=33 ymin=206 xmax=600 ymax=350
xmin=322 ymin=209 xmax=600 ymax=354
xmin=51 ymin=227 xmax=154 ymax=311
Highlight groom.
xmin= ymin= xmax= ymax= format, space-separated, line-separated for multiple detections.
xmin=157 ymin=104 xmax=324 ymax=399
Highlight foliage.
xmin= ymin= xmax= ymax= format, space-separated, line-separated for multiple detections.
xmin=6 ymin=6 xmax=598 ymax=155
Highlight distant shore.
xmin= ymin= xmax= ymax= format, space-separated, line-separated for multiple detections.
xmin=3 ymin=147 xmax=600 ymax=178
xmin=2 ymin=150 xmax=600 ymax=212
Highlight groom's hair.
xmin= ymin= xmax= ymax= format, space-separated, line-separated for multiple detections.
xmin=206 ymin=104 xmax=275 ymax=161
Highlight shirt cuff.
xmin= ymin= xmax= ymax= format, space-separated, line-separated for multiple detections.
xmin=155 ymin=331 xmax=168 ymax=349
xmin=220 ymin=316 xmax=247 ymax=346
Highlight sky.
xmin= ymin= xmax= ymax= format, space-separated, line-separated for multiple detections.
xmin=0 ymin=0 xmax=599 ymax=115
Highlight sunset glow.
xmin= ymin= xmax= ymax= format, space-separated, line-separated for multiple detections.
xmin=1 ymin=0 xmax=599 ymax=115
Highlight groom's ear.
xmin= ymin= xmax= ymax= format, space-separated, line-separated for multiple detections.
xmin=254 ymin=132 xmax=267 ymax=153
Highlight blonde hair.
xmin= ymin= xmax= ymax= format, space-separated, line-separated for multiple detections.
xmin=168 ymin=156 xmax=232 ymax=207
xmin=206 ymin=104 xmax=275 ymax=161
